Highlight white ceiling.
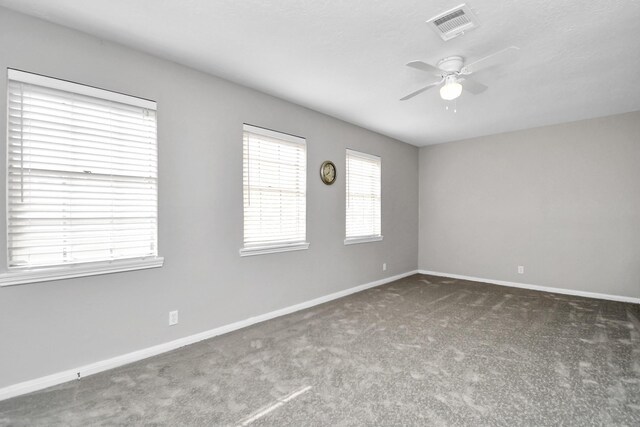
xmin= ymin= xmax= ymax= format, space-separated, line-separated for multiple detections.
xmin=1 ymin=0 xmax=639 ymax=146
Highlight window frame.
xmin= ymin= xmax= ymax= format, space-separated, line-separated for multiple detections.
xmin=0 ymin=69 xmax=163 ymax=287
xmin=239 ymin=124 xmax=309 ymax=257
xmin=344 ymin=148 xmax=383 ymax=245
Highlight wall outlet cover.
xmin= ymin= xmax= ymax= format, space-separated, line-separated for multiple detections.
xmin=169 ymin=310 xmax=179 ymax=326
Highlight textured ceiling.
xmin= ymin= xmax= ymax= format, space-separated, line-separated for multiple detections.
xmin=1 ymin=0 xmax=639 ymax=146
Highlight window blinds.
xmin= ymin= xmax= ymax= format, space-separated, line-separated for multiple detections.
xmin=7 ymin=69 xmax=158 ymax=268
xmin=346 ymin=149 xmax=381 ymax=239
xmin=242 ymin=124 xmax=306 ymax=249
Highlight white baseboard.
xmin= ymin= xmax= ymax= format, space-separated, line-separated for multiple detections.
xmin=0 ymin=270 xmax=418 ymax=402
xmin=418 ymin=270 xmax=640 ymax=304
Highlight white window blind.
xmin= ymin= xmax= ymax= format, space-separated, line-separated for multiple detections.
xmin=345 ymin=149 xmax=382 ymax=242
xmin=242 ymin=124 xmax=307 ymax=255
xmin=6 ymin=69 xmax=158 ymax=269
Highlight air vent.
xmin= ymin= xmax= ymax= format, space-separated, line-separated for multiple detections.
xmin=427 ymin=4 xmax=479 ymax=41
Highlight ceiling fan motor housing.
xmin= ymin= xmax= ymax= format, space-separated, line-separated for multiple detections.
xmin=437 ymin=56 xmax=464 ymax=75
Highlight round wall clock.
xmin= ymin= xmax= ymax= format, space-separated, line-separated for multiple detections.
xmin=320 ymin=161 xmax=336 ymax=185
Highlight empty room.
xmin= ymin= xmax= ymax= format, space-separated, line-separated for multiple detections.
xmin=0 ymin=0 xmax=639 ymax=425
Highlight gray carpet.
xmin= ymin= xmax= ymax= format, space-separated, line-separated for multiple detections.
xmin=1 ymin=274 xmax=639 ymax=426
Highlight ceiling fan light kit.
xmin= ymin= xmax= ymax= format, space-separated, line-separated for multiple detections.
xmin=440 ymin=75 xmax=462 ymax=100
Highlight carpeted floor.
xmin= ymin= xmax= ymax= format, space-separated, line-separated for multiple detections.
xmin=1 ymin=274 xmax=639 ymax=426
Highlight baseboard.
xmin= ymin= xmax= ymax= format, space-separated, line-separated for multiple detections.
xmin=418 ymin=270 xmax=640 ymax=304
xmin=0 ymin=270 xmax=418 ymax=402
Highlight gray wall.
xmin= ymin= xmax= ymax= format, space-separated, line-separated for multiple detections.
xmin=0 ymin=8 xmax=419 ymax=388
xmin=419 ymin=111 xmax=640 ymax=299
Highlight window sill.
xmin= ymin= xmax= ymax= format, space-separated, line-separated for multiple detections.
xmin=0 ymin=257 xmax=164 ymax=287
xmin=239 ymin=242 xmax=310 ymax=257
xmin=344 ymin=235 xmax=383 ymax=245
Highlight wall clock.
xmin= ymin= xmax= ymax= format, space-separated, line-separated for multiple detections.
xmin=320 ymin=161 xmax=336 ymax=185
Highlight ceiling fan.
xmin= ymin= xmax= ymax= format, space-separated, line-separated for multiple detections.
xmin=400 ymin=46 xmax=520 ymax=101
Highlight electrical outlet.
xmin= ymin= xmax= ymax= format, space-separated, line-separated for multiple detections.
xmin=517 ymin=266 xmax=524 ymax=274
xmin=383 ymin=263 xmax=387 ymax=271
xmin=169 ymin=310 xmax=179 ymax=326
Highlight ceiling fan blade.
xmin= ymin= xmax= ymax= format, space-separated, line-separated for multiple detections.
xmin=400 ymin=80 xmax=442 ymax=101
xmin=461 ymin=77 xmax=488 ymax=94
xmin=462 ymin=46 xmax=520 ymax=74
xmin=406 ymin=60 xmax=441 ymax=75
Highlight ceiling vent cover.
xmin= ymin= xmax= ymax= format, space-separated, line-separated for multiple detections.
xmin=427 ymin=4 xmax=479 ymax=41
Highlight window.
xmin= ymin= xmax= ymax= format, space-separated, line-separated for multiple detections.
xmin=1 ymin=69 xmax=162 ymax=286
xmin=345 ymin=149 xmax=382 ymax=244
xmin=240 ymin=124 xmax=308 ymax=256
